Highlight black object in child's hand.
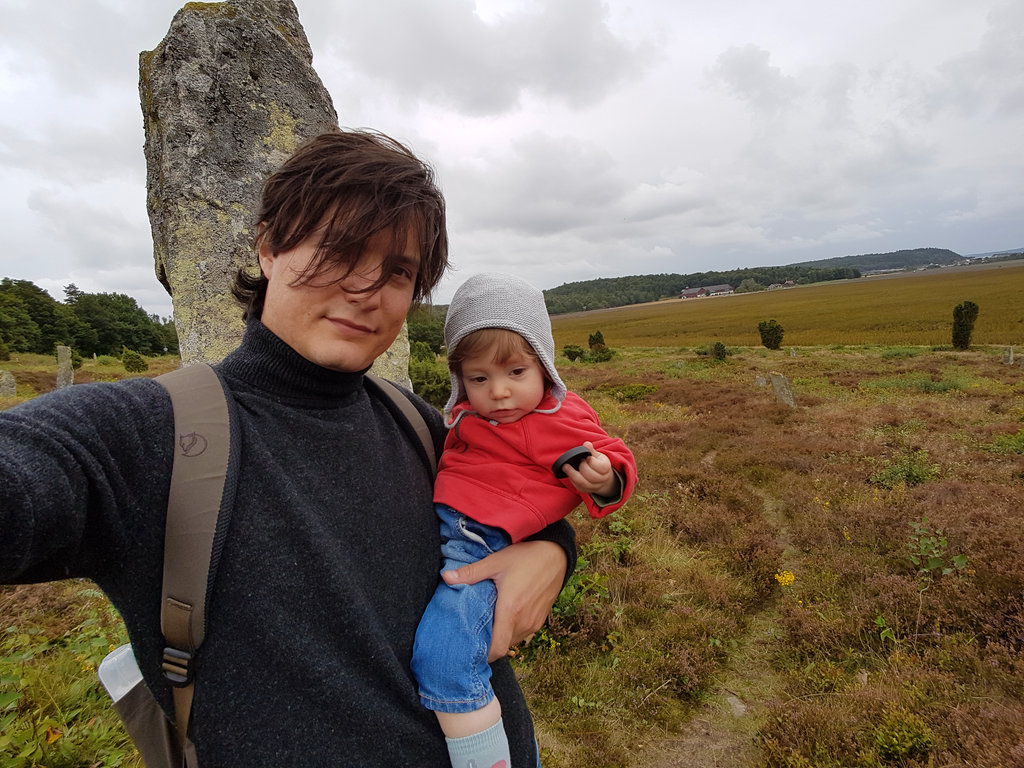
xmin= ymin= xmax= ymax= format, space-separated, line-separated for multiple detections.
xmin=552 ymin=446 xmax=592 ymax=479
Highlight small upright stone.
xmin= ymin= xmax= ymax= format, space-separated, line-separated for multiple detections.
xmin=0 ymin=370 xmax=16 ymax=397
xmin=56 ymin=346 xmax=74 ymax=389
xmin=1004 ymin=347 xmax=1014 ymax=366
xmin=769 ymin=371 xmax=796 ymax=408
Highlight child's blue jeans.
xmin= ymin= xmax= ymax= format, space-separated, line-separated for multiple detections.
xmin=411 ymin=504 xmax=510 ymax=714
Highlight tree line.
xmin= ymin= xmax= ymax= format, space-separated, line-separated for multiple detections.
xmin=0 ymin=279 xmax=178 ymax=359
xmin=542 ymin=266 xmax=860 ymax=314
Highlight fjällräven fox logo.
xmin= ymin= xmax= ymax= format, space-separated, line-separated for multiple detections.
xmin=178 ymin=432 xmax=208 ymax=457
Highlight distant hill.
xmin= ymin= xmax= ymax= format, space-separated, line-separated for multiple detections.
xmin=786 ymin=247 xmax=962 ymax=272
xmin=963 ymin=247 xmax=1024 ymax=260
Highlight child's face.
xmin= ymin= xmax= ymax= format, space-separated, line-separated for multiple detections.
xmin=460 ymin=349 xmax=546 ymax=424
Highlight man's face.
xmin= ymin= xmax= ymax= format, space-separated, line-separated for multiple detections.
xmin=258 ymin=229 xmax=419 ymax=372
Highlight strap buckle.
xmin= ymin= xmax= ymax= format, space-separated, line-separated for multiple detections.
xmin=162 ymin=646 xmax=193 ymax=686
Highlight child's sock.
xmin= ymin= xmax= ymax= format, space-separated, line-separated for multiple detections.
xmin=444 ymin=718 xmax=510 ymax=768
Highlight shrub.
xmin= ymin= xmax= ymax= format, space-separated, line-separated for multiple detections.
xmin=758 ymin=319 xmax=785 ymax=350
xmin=989 ymin=430 xmax=1024 ymax=454
xmin=597 ymin=383 xmax=656 ymax=402
xmin=410 ymin=340 xmax=435 ymax=362
xmin=873 ymin=706 xmax=934 ymax=764
xmin=120 ymin=347 xmax=148 ymax=373
xmin=952 ymin=300 xmax=979 ymax=350
xmin=869 ymin=449 xmax=939 ymax=489
xmin=0 ymin=338 xmax=8 ymax=361
xmin=563 ymin=344 xmax=586 ymax=362
xmin=71 ymin=349 xmax=83 ymax=370
xmin=96 ymin=355 xmax=119 ymax=366
xmin=588 ymin=346 xmax=614 ymax=363
xmin=588 ymin=330 xmax=605 ymax=350
xmin=410 ymin=358 xmax=450 ymax=409
xmin=710 ymin=341 xmax=728 ymax=361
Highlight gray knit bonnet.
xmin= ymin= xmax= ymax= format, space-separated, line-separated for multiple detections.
xmin=443 ymin=272 xmax=567 ymax=417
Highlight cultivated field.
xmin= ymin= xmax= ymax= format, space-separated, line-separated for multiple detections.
xmin=551 ymin=260 xmax=1024 ymax=349
xmin=2 ymin=264 xmax=1023 ymax=766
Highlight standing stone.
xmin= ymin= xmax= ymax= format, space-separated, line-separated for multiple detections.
xmin=1004 ymin=347 xmax=1014 ymax=366
xmin=139 ymin=1 xmax=333 ymax=362
xmin=56 ymin=346 xmax=74 ymax=389
xmin=769 ymin=371 xmax=796 ymax=408
xmin=754 ymin=375 xmax=767 ymax=388
xmin=789 ymin=348 xmax=797 ymax=357
xmin=0 ymin=370 xmax=16 ymax=397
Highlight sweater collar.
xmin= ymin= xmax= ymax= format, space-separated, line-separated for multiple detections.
xmin=217 ymin=320 xmax=368 ymax=404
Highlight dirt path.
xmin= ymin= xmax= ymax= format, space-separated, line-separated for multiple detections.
xmin=631 ymin=467 xmax=796 ymax=768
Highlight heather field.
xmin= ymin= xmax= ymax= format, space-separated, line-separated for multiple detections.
xmin=517 ymin=342 xmax=1024 ymax=767
xmin=2 ymin=264 xmax=1023 ymax=766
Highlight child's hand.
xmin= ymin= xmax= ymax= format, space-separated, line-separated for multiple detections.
xmin=563 ymin=441 xmax=618 ymax=498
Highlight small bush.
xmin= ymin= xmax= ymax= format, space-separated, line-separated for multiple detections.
xmin=120 ymin=347 xmax=148 ymax=373
xmin=588 ymin=346 xmax=614 ymax=363
xmin=597 ymin=383 xmax=657 ymax=402
xmin=0 ymin=339 xmax=9 ymax=361
xmin=563 ymin=344 xmax=587 ymax=362
xmin=71 ymin=349 xmax=83 ymax=369
xmin=989 ymin=430 xmax=1024 ymax=454
xmin=952 ymin=300 xmax=979 ymax=350
xmin=710 ymin=341 xmax=728 ymax=361
xmin=410 ymin=358 xmax=450 ymax=409
xmin=758 ymin=319 xmax=785 ymax=350
xmin=869 ymin=449 xmax=939 ymax=488
xmin=873 ymin=706 xmax=934 ymax=764
xmin=588 ymin=330 xmax=605 ymax=350
xmin=96 ymin=355 xmax=119 ymax=366
xmin=410 ymin=340 xmax=435 ymax=362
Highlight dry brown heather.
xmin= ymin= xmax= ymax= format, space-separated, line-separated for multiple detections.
xmin=514 ymin=343 xmax=1024 ymax=768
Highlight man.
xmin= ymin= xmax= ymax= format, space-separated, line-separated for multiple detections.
xmin=0 ymin=130 xmax=574 ymax=765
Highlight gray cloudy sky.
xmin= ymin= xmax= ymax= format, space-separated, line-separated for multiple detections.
xmin=1 ymin=0 xmax=1021 ymax=318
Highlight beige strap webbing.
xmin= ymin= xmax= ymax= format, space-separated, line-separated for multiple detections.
xmin=367 ymin=375 xmax=437 ymax=476
xmin=157 ymin=363 xmax=232 ymax=754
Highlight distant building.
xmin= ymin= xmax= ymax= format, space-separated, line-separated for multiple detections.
xmin=679 ymin=284 xmax=734 ymax=299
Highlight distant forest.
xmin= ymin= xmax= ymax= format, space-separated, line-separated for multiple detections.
xmin=542 ymin=247 xmax=962 ymax=315
xmin=0 ymin=278 xmax=178 ymax=360
xmin=543 ymin=266 xmax=859 ymax=315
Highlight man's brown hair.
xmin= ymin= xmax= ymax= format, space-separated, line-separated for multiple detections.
xmin=233 ymin=129 xmax=448 ymax=319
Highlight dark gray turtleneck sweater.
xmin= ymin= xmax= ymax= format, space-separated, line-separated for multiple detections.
xmin=0 ymin=321 xmax=575 ymax=766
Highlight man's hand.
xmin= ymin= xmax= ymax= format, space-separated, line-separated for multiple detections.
xmin=442 ymin=539 xmax=567 ymax=662
xmin=562 ymin=441 xmax=617 ymax=498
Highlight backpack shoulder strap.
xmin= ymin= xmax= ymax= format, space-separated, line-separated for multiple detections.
xmin=365 ymin=374 xmax=437 ymax=477
xmin=155 ymin=363 xmax=237 ymax=750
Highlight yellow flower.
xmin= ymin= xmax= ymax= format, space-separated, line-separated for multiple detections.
xmin=842 ymin=528 xmax=851 ymax=542
xmin=774 ymin=570 xmax=795 ymax=587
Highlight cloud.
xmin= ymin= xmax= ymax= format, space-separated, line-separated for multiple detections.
xmin=707 ymin=44 xmax=801 ymax=116
xmin=26 ymin=185 xmax=151 ymax=272
xmin=322 ymin=0 xmax=650 ymax=115
xmin=446 ymin=133 xmax=630 ymax=234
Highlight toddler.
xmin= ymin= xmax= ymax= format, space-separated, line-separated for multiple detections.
xmin=412 ymin=273 xmax=638 ymax=768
